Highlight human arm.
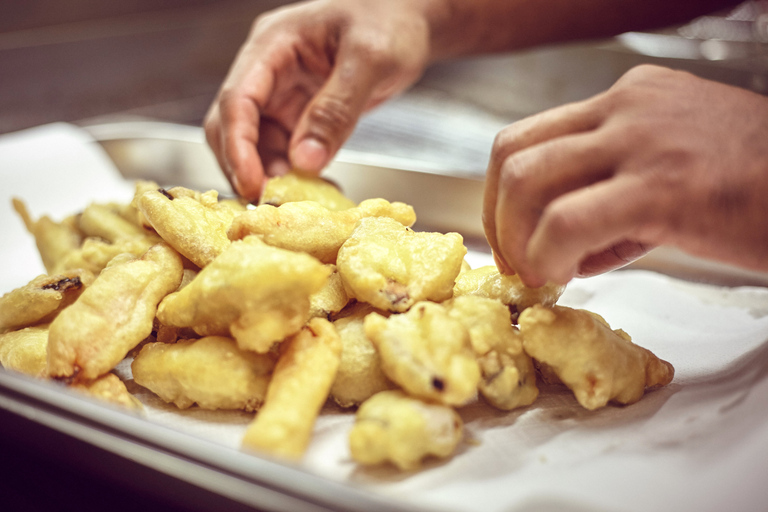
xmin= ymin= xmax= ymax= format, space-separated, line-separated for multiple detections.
xmin=204 ymin=0 xmax=737 ymax=200
xmin=483 ymin=64 xmax=768 ymax=287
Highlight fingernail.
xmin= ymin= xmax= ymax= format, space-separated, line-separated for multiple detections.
xmin=292 ymin=138 xmax=329 ymax=172
xmin=231 ymin=173 xmax=243 ymax=196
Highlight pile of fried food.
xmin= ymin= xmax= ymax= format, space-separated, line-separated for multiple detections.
xmin=0 ymin=173 xmax=674 ymax=471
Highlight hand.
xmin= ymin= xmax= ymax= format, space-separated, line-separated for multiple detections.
xmin=484 ymin=64 xmax=768 ymax=287
xmin=204 ymin=0 xmax=432 ymax=200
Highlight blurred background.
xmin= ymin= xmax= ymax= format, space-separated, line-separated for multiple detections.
xmin=1 ymin=0 xmax=768 ymax=174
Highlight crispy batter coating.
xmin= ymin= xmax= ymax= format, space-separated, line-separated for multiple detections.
xmin=260 ymin=172 xmax=356 ymax=211
xmin=47 ymin=243 xmax=183 ymax=381
xmin=0 ymin=270 xmax=94 ymax=333
xmin=242 ymin=318 xmax=342 ymax=459
xmin=132 ymin=336 xmax=276 ymax=411
xmin=228 ymin=198 xmax=415 ymax=264
xmin=0 ymin=324 xmax=49 ymax=377
xmin=309 ymin=265 xmax=350 ymax=319
xmin=13 ymin=198 xmax=83 ymax=274
xmin=137 ymin=187 xmax=238 ymax=268
xmin=330 ymin=303 xmax=395 ymax=408
xmin=157 ymin=236 xmax=330 ymax=353
xmin=453 ymin=265 xmax=565 ymax=318
xmin=364 ymin=302 xmax=480 ymax=406
xmin=58 ymin=236 xmax=160 ymax=275
xmin=349 ymin=390 xmax=463 ymax=471
xmin=447 ymin=296 xmax=538 ymax=410
xmin=337 ymin=217 xmax=466 ymax=312
xmin=72 ymin=373 xmax=143 ymax=410
xmin=519 ymin=305 xmax=675 ymax=410
xmin=78 ymin=203 xmax=147 ymax=243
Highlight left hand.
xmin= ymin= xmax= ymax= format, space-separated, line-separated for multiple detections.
xmin=483 ymin=64 xmax=768 ymax=287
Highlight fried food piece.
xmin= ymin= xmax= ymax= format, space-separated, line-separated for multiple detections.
xmin=349 ymin=390 xmax=463 ymax=471
xmin=72 ymin=373 xmax=143 ymax=410
xmin=242 ymin=318 xmax=342 ymax=459
xmin=78 ymin=203 xmax=148 ymax=242
xmin=338 ymin=217 xmax=466 ymax=312
xmin=364 ymin=301 xmax=480 ymax=406
xmin=453 ymin=265 xmax=566 ymax=320
xmin=0 ymin=270 xmax=94 ymax=333
xmin=519 ymin=305 xmax=675 ymax=410
xmin=260 ymin=172 xmax=356 ymax=211
xmin=58 ymin=236 xmax=160 ymax=275
xmin=157 ymin=236 xmax=330 ymax=353
xmin=447 ymin=296 xmax=538 ymax=410
xmin=330 ymin=303 xmax=395 ymax=408
xmin=228 ymin=199 xmax=416 ymax=264
xmin=0 ymin=324 xmax=49 ymax=377
xmin=47 ymin=243 xmax=183 ymax=381
xmin=137 ymin=187 xmax=239 ymax=268
xmin=132 ymin=336 xmax=276 ymax=411
xmin=309 ymin=265 xmax=350 ymax=319
xmin=13 ymin=198 xmax=83 ymax=274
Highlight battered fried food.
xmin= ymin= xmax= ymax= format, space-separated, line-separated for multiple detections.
xmin=0 ymin=324 xmax=49 ymax=377
xmin=453 ymin=265 xmax=566 ymax=319
xmin=47 ymin=243 xmax=183 ymax=381
xmin=309 ymin=265 xmax=350 ymax=319
xmin=260 ymin=172 xmax=356 ymax=211
xmin=518 ymin=305 xmax=675 ymax=410
xmin=132 ymin=336 xmax=276 ymax=411
xmin=227 ymin=198 xmax=415 ymax=264
xmin=330 ymin=303 xmax=395 ymax=408
xmin=0 ymin=270 xmax=94 ymax=333
xmin=447 ymin=296 xmax=538 ymax=410
xmin=242 ymin=318 xmax=342 ymax=459
xmin=364 ymin=301 xmax=480 ymax=406
xmin=337 ymin=217 xmax=466 ymax=312
xmin=72 ymin=372 xmax=143 ymax=410
xmin=137 ymin=187 xmax=239 ymax=268
xmin=157 ymin=236 xmax=330 ymax=353
xmin=13 ymin=198 xmax=83 ymax=274
xmin=78 ymin=203 xmax=148 ymax=242
xmin=348 ymin=390 xmax=463 ymax=471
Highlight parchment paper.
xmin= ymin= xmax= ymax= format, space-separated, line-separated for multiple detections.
xmin=3 ymin=124 xmax=768 ymax=512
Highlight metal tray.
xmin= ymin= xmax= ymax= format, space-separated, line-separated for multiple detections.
xmin=3 ymin=121 xmax=768 ymax=512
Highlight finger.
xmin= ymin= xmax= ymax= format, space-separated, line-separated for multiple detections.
xmin=492 ymin=130 xmax=619 ymax=286
xmin=526 ymin=174 xmax=662 ymax=284
xmin=483 ymin=98 xmax=606 ymax=275
xmin=576 ymin=240 xmax=656 ymax=278
xmin=288 ymin=41 xmax=392 ymax=173
xmin=258 ymin=119 xmax=292 ymax=178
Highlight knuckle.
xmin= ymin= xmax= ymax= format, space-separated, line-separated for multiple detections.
xmin=305 ymin=95 xmax=356 ymax=141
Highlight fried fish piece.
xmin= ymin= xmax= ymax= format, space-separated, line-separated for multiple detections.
xmin=330 ymin=303 xmax=395 ymax=408
xmin=0 ymin=270 xmax=94 ymax=333
xmin=137 ymin=187 xmax=239 ymax=268
xmin=364 ymin=301 xmax=480 ymax=406
xmin=453 ymin=265 xmax=565 ymax=320
xmin=309 ymin=265 xmax=350 ymax=319
xmin=337 ymin=217 xmax=466 ymax=312
xmin=13 ymin=198 xmax=83 ymax=274
xmin=242 ymin=318 xmax=342 ymax=459
xmin=72 ymin=373 xmax=143 ymax=411
xmin=518 ymin=305 xmax=675 ymax=410
xmin=132 ymin=336 xmax=276 ymax=411
xmin=447 ymin=295 xmax=538 ymax=411
xmin=349 ymin=390 xmax=463 ymax=471
xmin=228 ymin=198 xmax=415 ymax=264
xmin=157 ymin=236 xmax=330 ymax=353
xmin=260 ymin=172 xmax=356 ymax=211
xmin=0 ymin=324 xmax=50 ymax=377
xmin=47 ymin=243 xmax=183 ymax=381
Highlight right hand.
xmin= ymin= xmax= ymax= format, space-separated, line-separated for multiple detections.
xmin=204 ymin=0 xmax=433 ymax=200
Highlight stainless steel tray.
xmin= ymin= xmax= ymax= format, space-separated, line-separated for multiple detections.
xmin=3 ymin=121 xmax=768 ymax=512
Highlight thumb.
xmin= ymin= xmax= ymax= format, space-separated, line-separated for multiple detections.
xmin=289 ymin=50 xmax=383 ymax=173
